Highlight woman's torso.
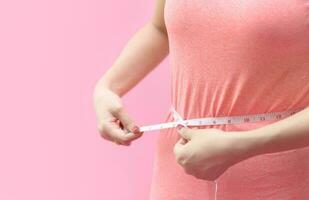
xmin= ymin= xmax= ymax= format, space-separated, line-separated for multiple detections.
xmin=150 ymin=1 xmax=309 ymax=199
xmin=165 ymin=0 xmax=309 ymax=122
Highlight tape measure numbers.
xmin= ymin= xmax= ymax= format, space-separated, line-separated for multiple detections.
xmin=137 ymin=106 xmax=306 ymax=133
xmin=132 ymin=105 xmax=307 ymax=200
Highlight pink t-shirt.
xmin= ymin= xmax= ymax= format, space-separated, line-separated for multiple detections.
xmin=150 ymin=0 xmax=309 ymax=199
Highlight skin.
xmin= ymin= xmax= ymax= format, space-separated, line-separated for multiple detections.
xmin=174 ymin=106 xmax=309 ymax=181
xmin=94 ymin=0 xmax=309 ymax=181
xmin=93 ymin=0 xmax=168 ymax=145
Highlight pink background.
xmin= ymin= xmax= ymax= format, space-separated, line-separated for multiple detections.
xmin=0 ymin=0 xmax=170 ymax=199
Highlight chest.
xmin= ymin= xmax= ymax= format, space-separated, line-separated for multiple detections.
xmin=164 ymin=0 xmax=309 ymax=46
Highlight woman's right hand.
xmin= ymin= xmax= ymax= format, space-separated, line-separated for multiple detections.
xmin=93 ymin=88 xmax=143 ymax=146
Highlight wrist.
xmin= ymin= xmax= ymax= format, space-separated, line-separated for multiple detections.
xmin=232 ymin=129 xmax=273 ymax=160
xmin=94 ymin=78 xmax=119 ymax=98
xmin=241 ymin=128 xmax=276 ymax=157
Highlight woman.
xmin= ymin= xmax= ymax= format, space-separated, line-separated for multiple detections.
xmin=93 ymin=0 xmax=309 ymax=199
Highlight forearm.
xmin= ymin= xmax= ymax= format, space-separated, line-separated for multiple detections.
xmin=243 ymin=106 xmax=309 ymax=157
xmin=94 ymin=21 xmax=169 ymax=97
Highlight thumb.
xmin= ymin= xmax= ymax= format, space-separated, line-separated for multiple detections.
xmin=112 ymin=107 xmax=140 ymax=134
xmin=173 ymin=137 xmax=186 ymax=156
xmin=176 ymin=124 xmax=193 ymax=140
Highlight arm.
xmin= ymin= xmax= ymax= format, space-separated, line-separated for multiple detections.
xmin=173 ymin=106 xmax=309 ymax=181
xmin=94 ymin=0 xmax=168 ymax=97
xmin=243 ymin=106 xmax=309 ymax=157
xmin=93 ymin=0 xmax=168 ymax=145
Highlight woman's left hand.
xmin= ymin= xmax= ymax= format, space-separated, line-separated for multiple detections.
xmin=173 ymin=125 xmax=255 ymax=181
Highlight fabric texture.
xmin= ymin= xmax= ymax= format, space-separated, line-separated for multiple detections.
xmin=149 ymin=0 xmax=309 ymax=199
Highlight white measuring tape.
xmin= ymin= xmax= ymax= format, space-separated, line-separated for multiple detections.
xmin=139 ymin=105 xmax=306 ymax=133
xmin=137 ymin=105 xmax=306 ymax=200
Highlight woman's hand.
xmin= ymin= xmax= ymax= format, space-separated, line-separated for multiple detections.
xmin=173 ymin=125 xmax=255 ymax=181
xmin=93 ymin=88 xmax=143 ymax=146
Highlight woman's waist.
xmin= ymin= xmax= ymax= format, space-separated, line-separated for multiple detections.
xmin=171 ymin=103 xmax=309 ymax=120
xmin=165 ymin=103 xmax=309 ymax=132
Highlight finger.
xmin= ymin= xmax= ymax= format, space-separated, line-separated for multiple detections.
xmin=97 ymin=117 xmax=136 ymax=145
xmin=112 ymin=107 xmax=141 ymax=134
xmin=114 ymin=140 xmax=131 ymax=146
xmin=113 ymin=140 xmax=122 ymax=145
xmin=110 ymin=135 xmax=131 ymax=146
xmin=173 ymin=138 xmax=186 ymax=156
xmin=176 ymin=124 xmax=194 ymax=140
xmin=122 ymin=141 xmax=131 ymax=146
xmin=115 ymin=119 xmax=124 ymax=129
xmin=101 ymin=132 xmax=113 ymax=141
xmin=108 ymin=119 xmax=143 ymax=142
xmin=97 ymin=122 xmax=115 ymax=142
xmin=105 ymin=122 xmax=142 ymax=144
xmin=173 ymin=138 xmax=189 ymax=165
xmin=179 ymin=137 xmax=188 ymax=144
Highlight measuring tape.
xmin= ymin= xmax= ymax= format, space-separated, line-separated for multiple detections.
xmin=136 ymin=105 xmax=307 ymax=200
xmin=138 ymin=105 xmax=306 ymax=133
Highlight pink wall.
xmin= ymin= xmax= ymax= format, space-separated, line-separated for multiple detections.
xmin=0 ymin=0 xmax=170 ymax=199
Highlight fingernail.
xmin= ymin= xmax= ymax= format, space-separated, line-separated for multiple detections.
xmin=132 ymin=125 xmax=140 ymax=134
xmin=180 ymin=138 xmax=188 ymax=144
xmin=176 ymin=124 xmax=184 ymax=131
